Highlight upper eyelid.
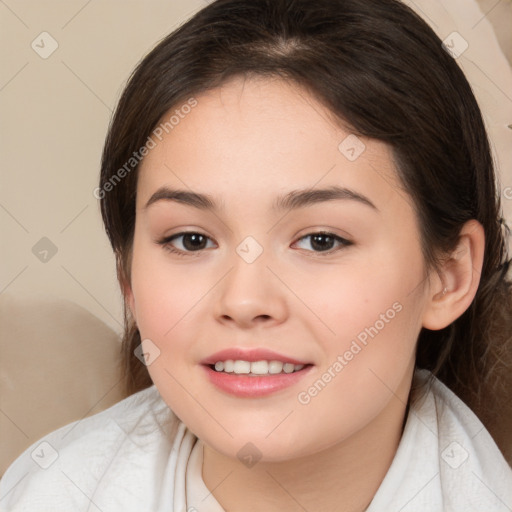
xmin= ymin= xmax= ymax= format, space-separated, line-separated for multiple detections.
xmin=164 ymin=231 xmax=216 ymax=247
xmin=161 ymin=230 xmax=349 ymax=241
xmin=293 ymin=232 xmax=352 ymax=251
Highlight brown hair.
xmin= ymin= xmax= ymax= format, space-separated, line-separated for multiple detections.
xmin=99 ymin=0 xmax=512 ymax=447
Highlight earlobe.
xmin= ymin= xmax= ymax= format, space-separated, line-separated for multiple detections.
xmin=422 ymin=220 xmax=485 ymax=330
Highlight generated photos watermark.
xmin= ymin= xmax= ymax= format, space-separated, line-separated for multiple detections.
xmin=93 ymin=97 xmax=198 ymax=200
xmin=297 ymin=301 xmax=403 ymax=405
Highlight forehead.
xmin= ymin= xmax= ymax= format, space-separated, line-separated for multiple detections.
xmin=136 ymin=76 xmax=405 ymax=213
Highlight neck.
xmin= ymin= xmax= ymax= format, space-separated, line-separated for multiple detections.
xmin=202 ymin=372 xmax=412 ymax=512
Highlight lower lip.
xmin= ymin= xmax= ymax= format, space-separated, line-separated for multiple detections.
xmin=202 ymin=364 xmax=313 ymax=397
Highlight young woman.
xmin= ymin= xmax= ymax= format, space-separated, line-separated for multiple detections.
xmin=1 ymin=0 xmax=511 ymax=510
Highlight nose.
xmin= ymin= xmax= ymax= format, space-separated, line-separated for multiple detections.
xmin=213 ymin=247 xmax=289 ymax=329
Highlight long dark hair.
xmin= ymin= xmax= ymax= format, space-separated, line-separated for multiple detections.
xmin=99 ymin=0 xmax=512 ymax=449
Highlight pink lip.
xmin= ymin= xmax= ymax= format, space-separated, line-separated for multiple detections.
xmin=201 ymin=348 xmax=309 ymax=366
xmin=200 ymin=347 xmax=313 ymax=398
xmin=201 ymin=364 xmax=313 ymax=398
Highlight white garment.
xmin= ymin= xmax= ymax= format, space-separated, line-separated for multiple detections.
xmin=0 ymin=369 xmax=511 ymax=511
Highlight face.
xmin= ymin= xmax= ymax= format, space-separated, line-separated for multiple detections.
xmin=126 ymin=76 xmax=433 ymax=462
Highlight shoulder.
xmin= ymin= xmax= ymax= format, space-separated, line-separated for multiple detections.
xmin=0 ymin=385 xmax=182 ymax=511
xmin=370 ymin=369 xmax=512 ymax=511
xmin=413 ymin=369 xmax=512 ymax=510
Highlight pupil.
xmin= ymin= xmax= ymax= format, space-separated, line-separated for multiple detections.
xmin=183 ymin=233 xmax=206 ymax=251
xmin=311 ymin=234 xmax=333 ymax=251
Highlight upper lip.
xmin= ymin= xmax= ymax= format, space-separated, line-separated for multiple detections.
xmin=201 ymin=348 xmax=310 ymax=366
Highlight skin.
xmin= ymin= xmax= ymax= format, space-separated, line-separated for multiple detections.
xmin=125 ymin=76 xmax=484 ymax=512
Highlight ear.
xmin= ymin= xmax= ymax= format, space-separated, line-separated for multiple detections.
xmin=422 ymin=219 xmax=485 ymax=330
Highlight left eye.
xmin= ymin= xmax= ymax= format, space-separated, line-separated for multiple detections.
xmin=293 ymin=232 xmax=352 ymax=253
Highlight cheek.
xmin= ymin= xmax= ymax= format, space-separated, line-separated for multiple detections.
xmin=128 ymin=243 xmax=207 ymax=397
xmin=294 ymin=294 xmax=420 ymax=444
xmin=290 ymin=244 xmax=426 ymax=409
xmin=288 ymin=279 xmax=424 ymax=457
xmin=130 ymin=241 xmax=207 ymax=340
xmin=290 ymin=241 xmax=426 ymax=354
xmin=129 ymin=245 xmax=210 ymax=423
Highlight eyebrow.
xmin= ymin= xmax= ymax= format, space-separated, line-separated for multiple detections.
xmin=144 ymin=185 xmax=378 ymax=212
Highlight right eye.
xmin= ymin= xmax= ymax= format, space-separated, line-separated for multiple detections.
xmin=156 ymin=231 xmax=216 ymax=256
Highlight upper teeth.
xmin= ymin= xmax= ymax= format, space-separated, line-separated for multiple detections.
xmin=214 ymin=360 xmax=304 ymax=375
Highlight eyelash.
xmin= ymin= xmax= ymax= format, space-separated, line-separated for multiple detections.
xmin=156 ymin=231 xmax=353 ymax=258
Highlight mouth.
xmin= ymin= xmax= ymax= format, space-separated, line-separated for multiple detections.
xmin=200 ymin=348 xmax=313 ymax=397
xmin=208 ymin=359 xmax=308 ymax=376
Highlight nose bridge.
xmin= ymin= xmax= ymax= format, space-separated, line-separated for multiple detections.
xmin=214 ymin=234 xmax=287 ymax=326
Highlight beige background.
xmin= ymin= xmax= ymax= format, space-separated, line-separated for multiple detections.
xmin=1 ymin=0 xmax=511 ymax=336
